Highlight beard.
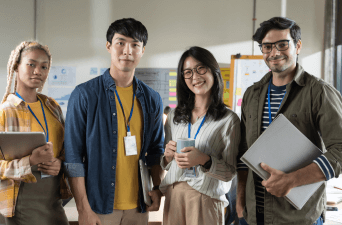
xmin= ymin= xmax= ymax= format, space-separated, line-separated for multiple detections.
xmin=266 ymin=56 xmax=290 ymax=73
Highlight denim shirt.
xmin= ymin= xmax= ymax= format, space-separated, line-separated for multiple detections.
xmin=64 ymin=69 xmax=164 ymax=214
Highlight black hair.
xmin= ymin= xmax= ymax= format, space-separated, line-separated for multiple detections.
xmin=174 ymin=46 xmax=227 ymax=124
xmin=106 ymin=18 xmax=148 ymax=46
xmin=253 ymin=17 xmax=301 ymax=44
xmin=164 ymin=106 xmax=171 ymax=115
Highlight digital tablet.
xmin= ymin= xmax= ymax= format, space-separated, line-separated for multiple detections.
xmin=139 ymin=159 xmax=152 ymax=206
xmin=0 ymin=132 xmax=46 ymax=160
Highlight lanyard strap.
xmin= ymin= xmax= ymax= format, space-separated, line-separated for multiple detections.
xmin=188 ymin=115 xmax=206 ymax=140
xmin=16 ymin=92 xmax=49 ymax=142
xmin=267 ymin=78 xmax=286 ymax=124
xmin=114 ymin=81 xmax=136 ymax=133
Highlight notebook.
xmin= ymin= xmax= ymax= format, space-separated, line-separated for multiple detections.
xmin=139 ymin=159 xmax=152 ymax=206
xmin=0 ymin=132 xmax=46 ymax=160
xmin=240 ymin=114 xmax=324 ymax=210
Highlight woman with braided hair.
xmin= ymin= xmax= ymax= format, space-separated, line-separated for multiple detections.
xmin=0 ymin=41 xmax=72 ymax=225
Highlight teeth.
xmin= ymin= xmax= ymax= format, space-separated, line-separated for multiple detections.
xmin=194 ymin=82 xmax=204 ymax=86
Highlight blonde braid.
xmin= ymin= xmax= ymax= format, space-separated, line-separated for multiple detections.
xmin=2 ymin=41 xmax=27 ymax=103
xmin=1 ymin=41 xmax=52 ymax=103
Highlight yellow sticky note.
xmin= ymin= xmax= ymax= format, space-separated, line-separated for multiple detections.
xmin=236 ymin=88 xmax=241 ymax=96
xmin=169 ymin=97 xmax=177 ymax=101
xmin=169 ymin=72 xmax=177 ymax=76
xmin=169 ymin=80 xmax=177 ymax=87
xmin=169 ymin=88 xmax=176 ymax=92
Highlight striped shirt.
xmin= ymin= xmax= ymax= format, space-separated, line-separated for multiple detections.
xmin=0 ymin=94 xmax=72 ymax=217
xmin=257 ymin=83 xmax=286 ymax=213
xmin=159 ymin=108 xmax=240 ymax=207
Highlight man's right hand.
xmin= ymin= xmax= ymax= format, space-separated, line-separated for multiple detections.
xmin=29 ymin=142 xmax=54 ymax=166
xmin=164 ymin=140 xmax=177 ymax=165
xmin=79 ymin=209 xmax=102 ymax=225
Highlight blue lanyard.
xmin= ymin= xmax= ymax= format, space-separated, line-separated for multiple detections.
xmin=16 ymin=92 xmax=49 ymax=142
xmin=188 ymin=115 xmax=206 ymax=140
xmin=267 ymin=78 xmax=286 ymax=124
xmin=114 ymin=81 xmax=136 ymax=133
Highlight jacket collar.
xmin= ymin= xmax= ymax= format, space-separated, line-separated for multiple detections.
xmin=7 ymin=93 xmax=50 ymax=107
xmin=253 ymin=63 xmax=306 ymax=89
xmin=102 ymin=68 xmax=144 ymax=95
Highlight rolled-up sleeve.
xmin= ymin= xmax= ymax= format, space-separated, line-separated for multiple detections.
xmin=314 ymin=83 xmax=342 ymax=179
xmin=64 ymin=86 xmax=87 ymax=177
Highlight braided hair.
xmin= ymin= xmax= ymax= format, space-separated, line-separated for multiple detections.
xmin=2 ymin=41 xmax=52 ymax=103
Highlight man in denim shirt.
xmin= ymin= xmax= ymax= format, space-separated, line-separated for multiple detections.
xmin=64 ymin=18 xmax=164 ymax=225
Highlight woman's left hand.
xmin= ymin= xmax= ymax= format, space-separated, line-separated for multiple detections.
xmin=174 ymin=147 xmax=210 ymax=169
xmin=37 ymin=158 xmax=62 ymax=176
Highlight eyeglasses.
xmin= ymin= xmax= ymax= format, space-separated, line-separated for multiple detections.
xmin=182 ymin=65 xmax=207 ymax=79
xmin=259 ymin=40 xmax=290 ymax=54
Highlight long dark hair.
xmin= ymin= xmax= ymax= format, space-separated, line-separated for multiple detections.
xmin=173 ymin=46 xmax=227 ymax=124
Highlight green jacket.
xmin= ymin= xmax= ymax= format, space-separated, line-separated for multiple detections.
xmin=239 ymin=64 xmax=342 ymax=225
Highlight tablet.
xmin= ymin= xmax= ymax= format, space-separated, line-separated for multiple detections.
xmin=0 ymin=132 xmax=46 ymax=160
xmin=139 ymin=159 xmax=152 ymax=206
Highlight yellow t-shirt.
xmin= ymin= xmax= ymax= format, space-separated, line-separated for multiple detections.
xmin=113 ymin=84 xmax=143 ymax=210
xmin=27 ymin=97 xmax=64 ymax=157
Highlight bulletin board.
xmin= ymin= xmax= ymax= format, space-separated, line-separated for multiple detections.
xmin=230 ymin=55 xmax=270 ymax=117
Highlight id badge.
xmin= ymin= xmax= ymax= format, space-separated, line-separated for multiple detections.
xmin=41 ymin=172 xmax=53 ymax=179
xmin=184 ymin=166 xmax=198 ymax=178
xmin=124 ymin=132 xmax=138 ymax=156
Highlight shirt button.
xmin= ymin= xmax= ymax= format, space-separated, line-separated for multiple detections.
xmin=113 ymin=113 xmax=116 ymax=116
xmin=111 ymin=183 xmax=114 ymax=186
xmin=113 ymin=149 xmax=116 ymax=153
xmin=113 ymin=131 xmax=116 ymax=134
xmin=111 ymin=96 xmax=114 ymax=99
xmin=112 ymin=166 xmax=115 ymax=169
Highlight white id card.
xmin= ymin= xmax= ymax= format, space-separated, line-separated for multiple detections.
xmin=124 ymin=132 xmax=138 ymax=156
xmin=184 ymin=166 xmax=198 ymax=178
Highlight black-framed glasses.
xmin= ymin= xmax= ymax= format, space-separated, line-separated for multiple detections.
xmin=259 ymin=40 xmax=290 ymax=53
xmin=182 ymin=65 xmax=207 ymax=79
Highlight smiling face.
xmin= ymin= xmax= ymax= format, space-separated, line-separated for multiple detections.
xmin=183 ymin=56 xmax=214 ymax=97
xmin=16 ymin=49 xmax=49 ymax=92
xmin=262 ymin=29 xmax=301 ymax=75
xmin=106 ymin=33 xmax=145 ymax=74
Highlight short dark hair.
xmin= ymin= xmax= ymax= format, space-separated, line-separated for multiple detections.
xmin=174 ymin=46 xmax=227 ymax=124
xmin=106 ymin=18 xmax=148 ymax=46
xmin=253 ymin=17 xmax=301 ymax=44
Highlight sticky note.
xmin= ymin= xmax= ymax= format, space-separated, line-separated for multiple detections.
xmin=236 ymin=88 xmax=241 ymax=96
xmin=224 ymin=92 xmax=229 ymax=99
xmin=169 ymin=80 xmax=177 ymax=87
xmin=169 ymin=72 xmax=177 ymax=76
xmin=237 ymin=99 xmax=242 ymax=106
xmin=169 ymin=104 xmax=177 ymax=108
xmin=169 ymin=88 xmax=176 ymax=92
xmin=169 ymin=92 xmax=176 ymax=96
xmin=169 ymin=97 xmax=177 ymax=101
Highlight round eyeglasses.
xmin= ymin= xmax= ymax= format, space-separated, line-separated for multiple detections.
xmin=181 ymin=65 xmax=207 ymax=79
xmin=259 ymin=40 xmax=290 ymax=54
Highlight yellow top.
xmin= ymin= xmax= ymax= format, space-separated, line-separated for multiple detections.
xmin=113 ymin=84 xmax=143 ymax=210
xmin=27 ymin=96 xmax=64 ymax=157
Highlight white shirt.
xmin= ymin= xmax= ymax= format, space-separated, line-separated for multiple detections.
xmin=159 ymin=108 xmax=240 ymax=206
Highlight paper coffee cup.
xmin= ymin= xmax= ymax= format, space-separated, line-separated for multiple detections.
xmin=177 ymin=138 xmax=195 ymax=153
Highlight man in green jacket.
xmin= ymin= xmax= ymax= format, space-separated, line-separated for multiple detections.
xmin=236 ymin=17 xmax=342 ymax=225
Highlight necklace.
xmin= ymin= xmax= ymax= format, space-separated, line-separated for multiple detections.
xmin=193 ymin=108 xmax=207 ymax=121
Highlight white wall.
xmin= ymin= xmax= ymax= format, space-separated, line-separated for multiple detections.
xmin=0 ymin=0 xmax=325 ymax=96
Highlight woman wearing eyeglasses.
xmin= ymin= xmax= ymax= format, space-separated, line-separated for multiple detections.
xmin=0 ymin=41 xmax=72 ymax=225
xmin=158 ymin=46 xmax=240 ymax=225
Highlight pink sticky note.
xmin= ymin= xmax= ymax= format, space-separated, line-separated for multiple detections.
xmin=169 ymin=104 xmax=177 ymax=108
xmin=237 ymin=99 xmax=242 ymax=106
xmin=169 ymin=92 xmax=176 ymax=96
